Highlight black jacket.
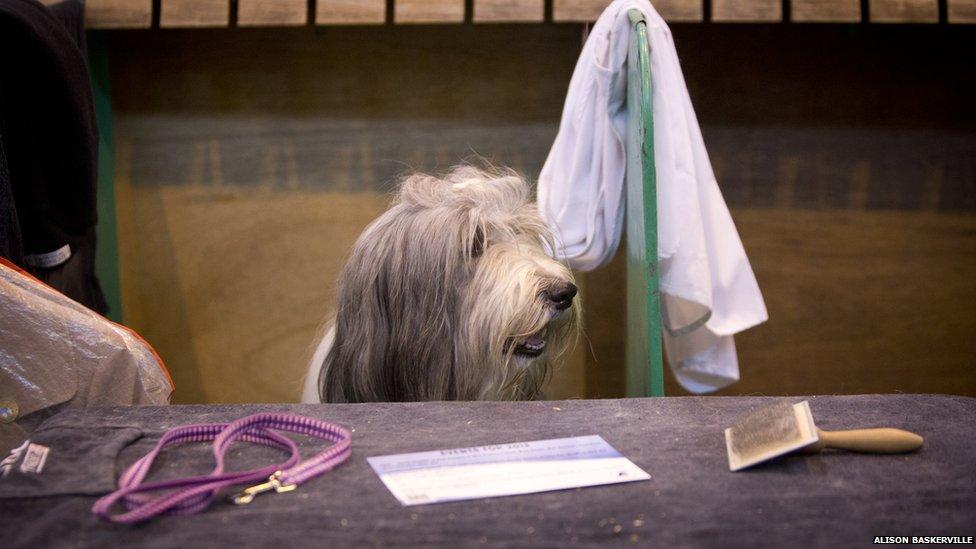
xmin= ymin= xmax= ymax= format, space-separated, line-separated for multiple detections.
xmin=0 ymin=0 xmax=105 ymax=312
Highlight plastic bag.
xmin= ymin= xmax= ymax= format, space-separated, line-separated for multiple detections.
xmin=0 ymin=259 xmax=172 ymax=452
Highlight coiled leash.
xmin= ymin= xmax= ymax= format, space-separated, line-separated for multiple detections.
xmin=92 ymin=413 xmax=352 ymax=524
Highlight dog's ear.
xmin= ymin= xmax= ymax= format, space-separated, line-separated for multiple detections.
xmin=321 ymin=208 xmax=467 ymax=402
xmin=320 ymin=239 xmax=390 ymax=402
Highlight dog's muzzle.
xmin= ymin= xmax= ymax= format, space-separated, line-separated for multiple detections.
xmin=511 ymin=282 xmax=577 ymax=358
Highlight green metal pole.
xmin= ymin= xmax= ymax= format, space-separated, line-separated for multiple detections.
xmin=625 ymin=10 xmax=664 ymax=397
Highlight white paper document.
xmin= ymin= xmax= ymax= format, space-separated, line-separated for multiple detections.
xmin=366 ymin=435 xmax=650 ymax=506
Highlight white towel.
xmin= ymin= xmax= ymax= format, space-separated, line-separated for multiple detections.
xmin=537 ymin=0 xmax=768 ymax=393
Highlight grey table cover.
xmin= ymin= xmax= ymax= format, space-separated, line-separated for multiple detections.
xmin=0 ymin=394 xmax=973 ymax=547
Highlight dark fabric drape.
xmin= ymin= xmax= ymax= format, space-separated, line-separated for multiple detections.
xmin=0 ymin=0 xmax=106 ymax=313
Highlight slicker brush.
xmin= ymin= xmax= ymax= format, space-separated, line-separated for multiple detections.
xmin=725 ymin=401 xmax=923 ymax=471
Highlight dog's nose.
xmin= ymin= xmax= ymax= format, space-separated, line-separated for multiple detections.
xmin=547 ymin=282 xmax=578 ymax=310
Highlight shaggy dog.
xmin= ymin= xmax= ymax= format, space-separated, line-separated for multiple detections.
xmin=301 ymin=166 xmax=579 ymax=403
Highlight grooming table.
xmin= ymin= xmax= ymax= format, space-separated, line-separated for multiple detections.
xmin=1 ymin=394 xmax=973 ymax=547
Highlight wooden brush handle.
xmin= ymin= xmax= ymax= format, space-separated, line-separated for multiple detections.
xmin=813 ymin=428 xmax=923 ymax=453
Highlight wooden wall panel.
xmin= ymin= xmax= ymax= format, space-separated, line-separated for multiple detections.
xmin=84 ymin=0 xmax=152 ymax=29
xmin=553 ymin=0 xmax=703 ymax=21
xmin=947 ymin=0 xmax=976 ymax=22
xmin=792 ymin=0 xmax=861 ymax=21
xmin=712 ymin=0 xmax=782 ymax=21
xmin=553 ymin=0 xmax=609 ymax=21
xmin=238 ymin=0 xmax=307 ymax=27
xmin=316 ymin=0 xmax=386 ymax=24
xmin=395 ymin=0 xmax=465 ymax=23
xmin=656 ymin=0 xmax=705 ymax=21
xmin=584 ymin=210 xmax=976 ymax=399
xmin=869 ymin=0 xmax=939 ymax=22
xmin=474 ymin=0 xmax=545 ymax=22
xmin=62 ymin=0 xmax=967 ymax=26
xmin=160 ymin=0 xmax=229 ymax=28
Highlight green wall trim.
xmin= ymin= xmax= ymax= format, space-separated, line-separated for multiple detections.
xmin=88 ymin=32 xmax=123 ymax=323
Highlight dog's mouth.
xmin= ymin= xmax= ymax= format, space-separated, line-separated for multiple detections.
xmin=513 ymin=329 xmax=547 ymax=357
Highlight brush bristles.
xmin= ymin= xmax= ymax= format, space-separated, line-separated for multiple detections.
xmin=728 ymin=401 xmax=803 ymax=460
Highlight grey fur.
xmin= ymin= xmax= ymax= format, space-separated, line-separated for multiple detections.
xmin=319 ymin=166 xmax=579 ymax=402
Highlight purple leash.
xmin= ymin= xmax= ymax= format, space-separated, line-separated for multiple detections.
xmin=92 ymin=413 xmax=352 ymax=524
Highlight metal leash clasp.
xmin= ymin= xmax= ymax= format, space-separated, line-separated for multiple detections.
xmin=230 ymin=471 xmax=297 ymax=505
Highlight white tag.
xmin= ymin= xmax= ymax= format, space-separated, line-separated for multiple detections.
xmin=367 ymin=435 xmax=650 ymax=506
xmin=24 ymin=244 xmax=72 ymax=268
xmin=19 ymin=443 xmax=50 ymax=474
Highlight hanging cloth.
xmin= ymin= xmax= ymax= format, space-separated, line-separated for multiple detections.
xmin=537 ymin=0 xmax=768 ymax=392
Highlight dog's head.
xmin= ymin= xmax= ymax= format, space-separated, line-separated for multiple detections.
xmin=321 ymin=166 xmax=579 ymax=402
